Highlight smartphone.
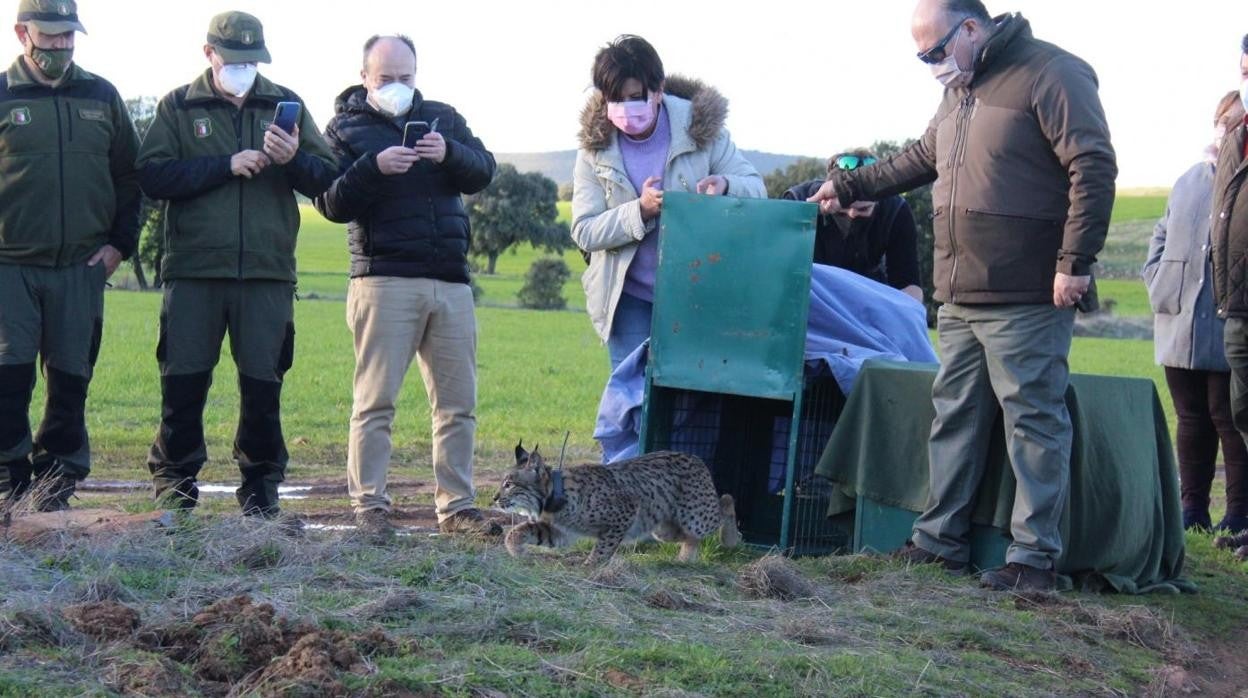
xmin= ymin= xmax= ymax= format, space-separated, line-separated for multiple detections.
xmin=273 ymin=101 xmax=301 ymax=134
xmin=402 ymin=121 xmax=431 ymax=148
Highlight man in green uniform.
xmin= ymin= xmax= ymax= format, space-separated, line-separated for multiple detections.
xmin=0 ymin=0 xmax=141 ymax=511
xmin=137 ymin=11 xmax=336 ymax=517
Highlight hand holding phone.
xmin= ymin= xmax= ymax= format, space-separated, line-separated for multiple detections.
xmin=273 ymin=101 xmax=301 ymax=135
xmin=402 ymin=121 xmax=431 ymax=149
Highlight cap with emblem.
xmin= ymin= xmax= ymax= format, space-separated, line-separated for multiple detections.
xmin=17 ymin=0 xmax=86 ymax=34
xmin=206 ymin=11 xmax=271 ymax=64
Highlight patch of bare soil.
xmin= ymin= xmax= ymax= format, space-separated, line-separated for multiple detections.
xmin=133 ymin=595 xmax=400 ymax=693
xmin=1 ymin=509 xmax=169 ymax=545
xmin=1183 ymin=641 xmax=1248 ymax=697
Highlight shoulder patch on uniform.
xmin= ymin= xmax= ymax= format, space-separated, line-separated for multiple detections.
xmin=78 ymin=108 xmax=107 ymax=122
xmin=260 ymin=120 xmax=273 ymax=131
xmin=9 ymin=107 xmax=30 ymax=125
xmin=193 ymin=118 xmax=212 ymax=138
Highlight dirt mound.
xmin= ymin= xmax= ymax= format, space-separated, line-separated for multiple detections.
xmin=238 ymin=629 xmax=397 ymax=696
xmin=62 ymin=600 xmax=140 ymax=641
xmin=136 ymin=595 xmax=399 ymax=692
xmin=738 ymin=555 xmax=816 ymax=601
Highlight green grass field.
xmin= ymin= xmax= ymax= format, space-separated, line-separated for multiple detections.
xmin=1110 ymin=195 xmax=1167 ymax=224
xmin=8 ymin=195 xmax=1248 ymax=697
xmin=55 ymin=196 xmax=1180 ymax=481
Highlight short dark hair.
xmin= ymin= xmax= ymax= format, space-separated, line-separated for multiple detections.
xmin=943 ymin=0 xmax=992 ymax=23
xmin=591 ymin=35 xmax=664 ymax=102
xmin=363 ymin=34 xmax=417 ymax=70
xmin=1242 ymin=33 xmax=1248 ymax=54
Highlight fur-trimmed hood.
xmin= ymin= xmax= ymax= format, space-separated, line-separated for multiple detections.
xmin=577 ymin=75 xmax=728 ymax=152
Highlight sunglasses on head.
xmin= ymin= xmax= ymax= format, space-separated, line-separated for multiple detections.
xmin=917 ymin=18 xmax=969 ymax=65
xmin=834 ymin=155 xmax=878 ymax=171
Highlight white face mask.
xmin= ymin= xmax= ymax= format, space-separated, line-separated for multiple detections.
xmin=370 ymin=82 xmax=415 ymax=117
xmin=1240 ymin=79 xmax=1248 ymax=113
xmin=930 ymin=27 xmax=973 ymax=89
xmin=218 ymin=63 xmax=258 ymax=98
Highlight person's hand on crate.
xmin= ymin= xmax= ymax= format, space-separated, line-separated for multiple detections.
xmin=696 ymin=175 xmax=728 ymax=196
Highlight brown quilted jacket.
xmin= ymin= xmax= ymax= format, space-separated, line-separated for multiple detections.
xmin=830 ymin=14 xmax=1117 ymax=305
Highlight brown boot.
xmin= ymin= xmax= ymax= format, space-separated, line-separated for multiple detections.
xmin=438 ymin=508 xmax=503 ymax=537
xmin=890 ymin=540 xmax=968 ymax=575
xmin=1214 ymin=530 xmax=1248 ymax=551
xmin=980 ymin=562 xmax=1056 ymax=592
xmin=355 ymin=508 xmax=396 ymax=542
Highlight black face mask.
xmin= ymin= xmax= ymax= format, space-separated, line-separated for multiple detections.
xmin=29 ymin=45 xmax=73 ymax=80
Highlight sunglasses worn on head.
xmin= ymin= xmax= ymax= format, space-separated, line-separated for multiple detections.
xmin=834 ymin=155 xmax=878 ymax=171
xmin=917 ymin=18 xmax=969 ymax=64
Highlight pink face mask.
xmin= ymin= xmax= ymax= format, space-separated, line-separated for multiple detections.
xmin=607 ymin=96 xmax=658 ymax=137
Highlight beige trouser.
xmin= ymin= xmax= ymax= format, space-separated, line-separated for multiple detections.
xmin=347 ymin=277 xmax=477 ymax=520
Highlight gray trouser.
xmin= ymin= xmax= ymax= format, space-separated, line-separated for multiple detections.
xmin=147 ymin=279 xmax=295 ymax=512
xmin=0 ymin=262 xmax=106 ymax=482
xmin=911 ymin=302 xmax=1076 ymax=570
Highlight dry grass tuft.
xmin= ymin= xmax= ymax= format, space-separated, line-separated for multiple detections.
xmin=586 ymin=557 xmax=640 ymax=589
xmin=737 ymin=555 xmax=816 ymax=601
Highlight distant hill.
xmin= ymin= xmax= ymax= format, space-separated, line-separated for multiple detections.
xmin=496 ymin=150 xmax=815 ymax=188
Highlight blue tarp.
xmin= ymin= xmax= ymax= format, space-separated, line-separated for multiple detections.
xmin=595 ymin=264 xmax=938 ymax=462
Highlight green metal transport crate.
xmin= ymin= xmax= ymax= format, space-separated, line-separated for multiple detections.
xmin=640 ymin=192 xmax=847 ymax=554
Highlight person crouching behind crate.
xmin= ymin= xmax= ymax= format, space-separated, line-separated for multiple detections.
xmin=571 ymin=34 xmax=768 ymax=373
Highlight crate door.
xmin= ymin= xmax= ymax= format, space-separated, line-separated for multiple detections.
xmin=650 ymin=192 xmax=817 ymax=400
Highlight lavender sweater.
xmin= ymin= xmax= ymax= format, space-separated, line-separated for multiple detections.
xmin=618 ymin=105 xmax=671 ymax=302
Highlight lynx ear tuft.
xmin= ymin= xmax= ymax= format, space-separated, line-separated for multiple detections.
xmin=515 ymin=440 xmax=529 ymax=466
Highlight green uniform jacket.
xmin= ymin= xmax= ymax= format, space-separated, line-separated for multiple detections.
xmin=0 ymin=58 xmax=141 ymax=266
xmin=137 ymin=70 xmax=337 ymax=282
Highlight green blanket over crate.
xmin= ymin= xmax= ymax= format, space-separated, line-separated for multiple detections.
xmin=815 ymin=360 xmax=1194 ymax=594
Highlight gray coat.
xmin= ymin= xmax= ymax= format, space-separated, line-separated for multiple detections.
xmin=1143 ymin=162 xmax=1229 ymax=371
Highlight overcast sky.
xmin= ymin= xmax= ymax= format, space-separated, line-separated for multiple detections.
xmin=35 ymin=0 xmax=1248 ymax=188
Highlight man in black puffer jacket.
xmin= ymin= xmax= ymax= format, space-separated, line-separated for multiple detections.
xmin=315 ymin=34 xmax=496 ymax=539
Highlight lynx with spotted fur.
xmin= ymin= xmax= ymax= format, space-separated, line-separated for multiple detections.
xmin=493 ymin=444 xmax=740 ymax=565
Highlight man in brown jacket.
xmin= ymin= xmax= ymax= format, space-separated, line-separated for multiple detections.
xmin=1211 ymin=35 xmax=1248 ymax=557
xmin=808 ymin=0 xmax=1116 ymax=591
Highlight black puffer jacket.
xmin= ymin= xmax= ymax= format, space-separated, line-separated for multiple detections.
xmin=782 ymin=180 xmax=919 ymax=290
xmin=315 ymin=86 xmax=495 ymax=282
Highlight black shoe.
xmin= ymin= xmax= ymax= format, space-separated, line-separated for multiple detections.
xmin=237 ymin=479 xmax=280 ymax=518
xmin=890 ymin=540 xmax=969 ymax=575
xmin=1215 ymin=514 xmax=1248 ymax=535
xmin=2 ymin=460 xmax=32 ymax=509
xmin=980 ymin=562 xmax=1057 ymax=592
xmin=32 ymin=475 xmax=78 ymax=512
xmin=439 ymin=508 xmax=503 ymax=537
xmin=1183 ymin=509 xmax=1213 ymax=532
xmin=154 ymin=478 xmax=200 ymax=511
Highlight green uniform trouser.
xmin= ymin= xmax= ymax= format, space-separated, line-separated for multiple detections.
xmin=146 ymin=279 xmax=295 ymax=514
xmin=0 ymin=262 xmax=106 ymax=490
xmin=912 ymin=303 xmax=1076 ymax=570
xmin=1227 ymin=318 xmax=1248 ymax=457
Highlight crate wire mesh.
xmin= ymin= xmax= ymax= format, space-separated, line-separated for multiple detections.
xmin=639 ymin=192 xmax=830 ymax=554
xmin=644 ymin=372 xmax=848 ymax=555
